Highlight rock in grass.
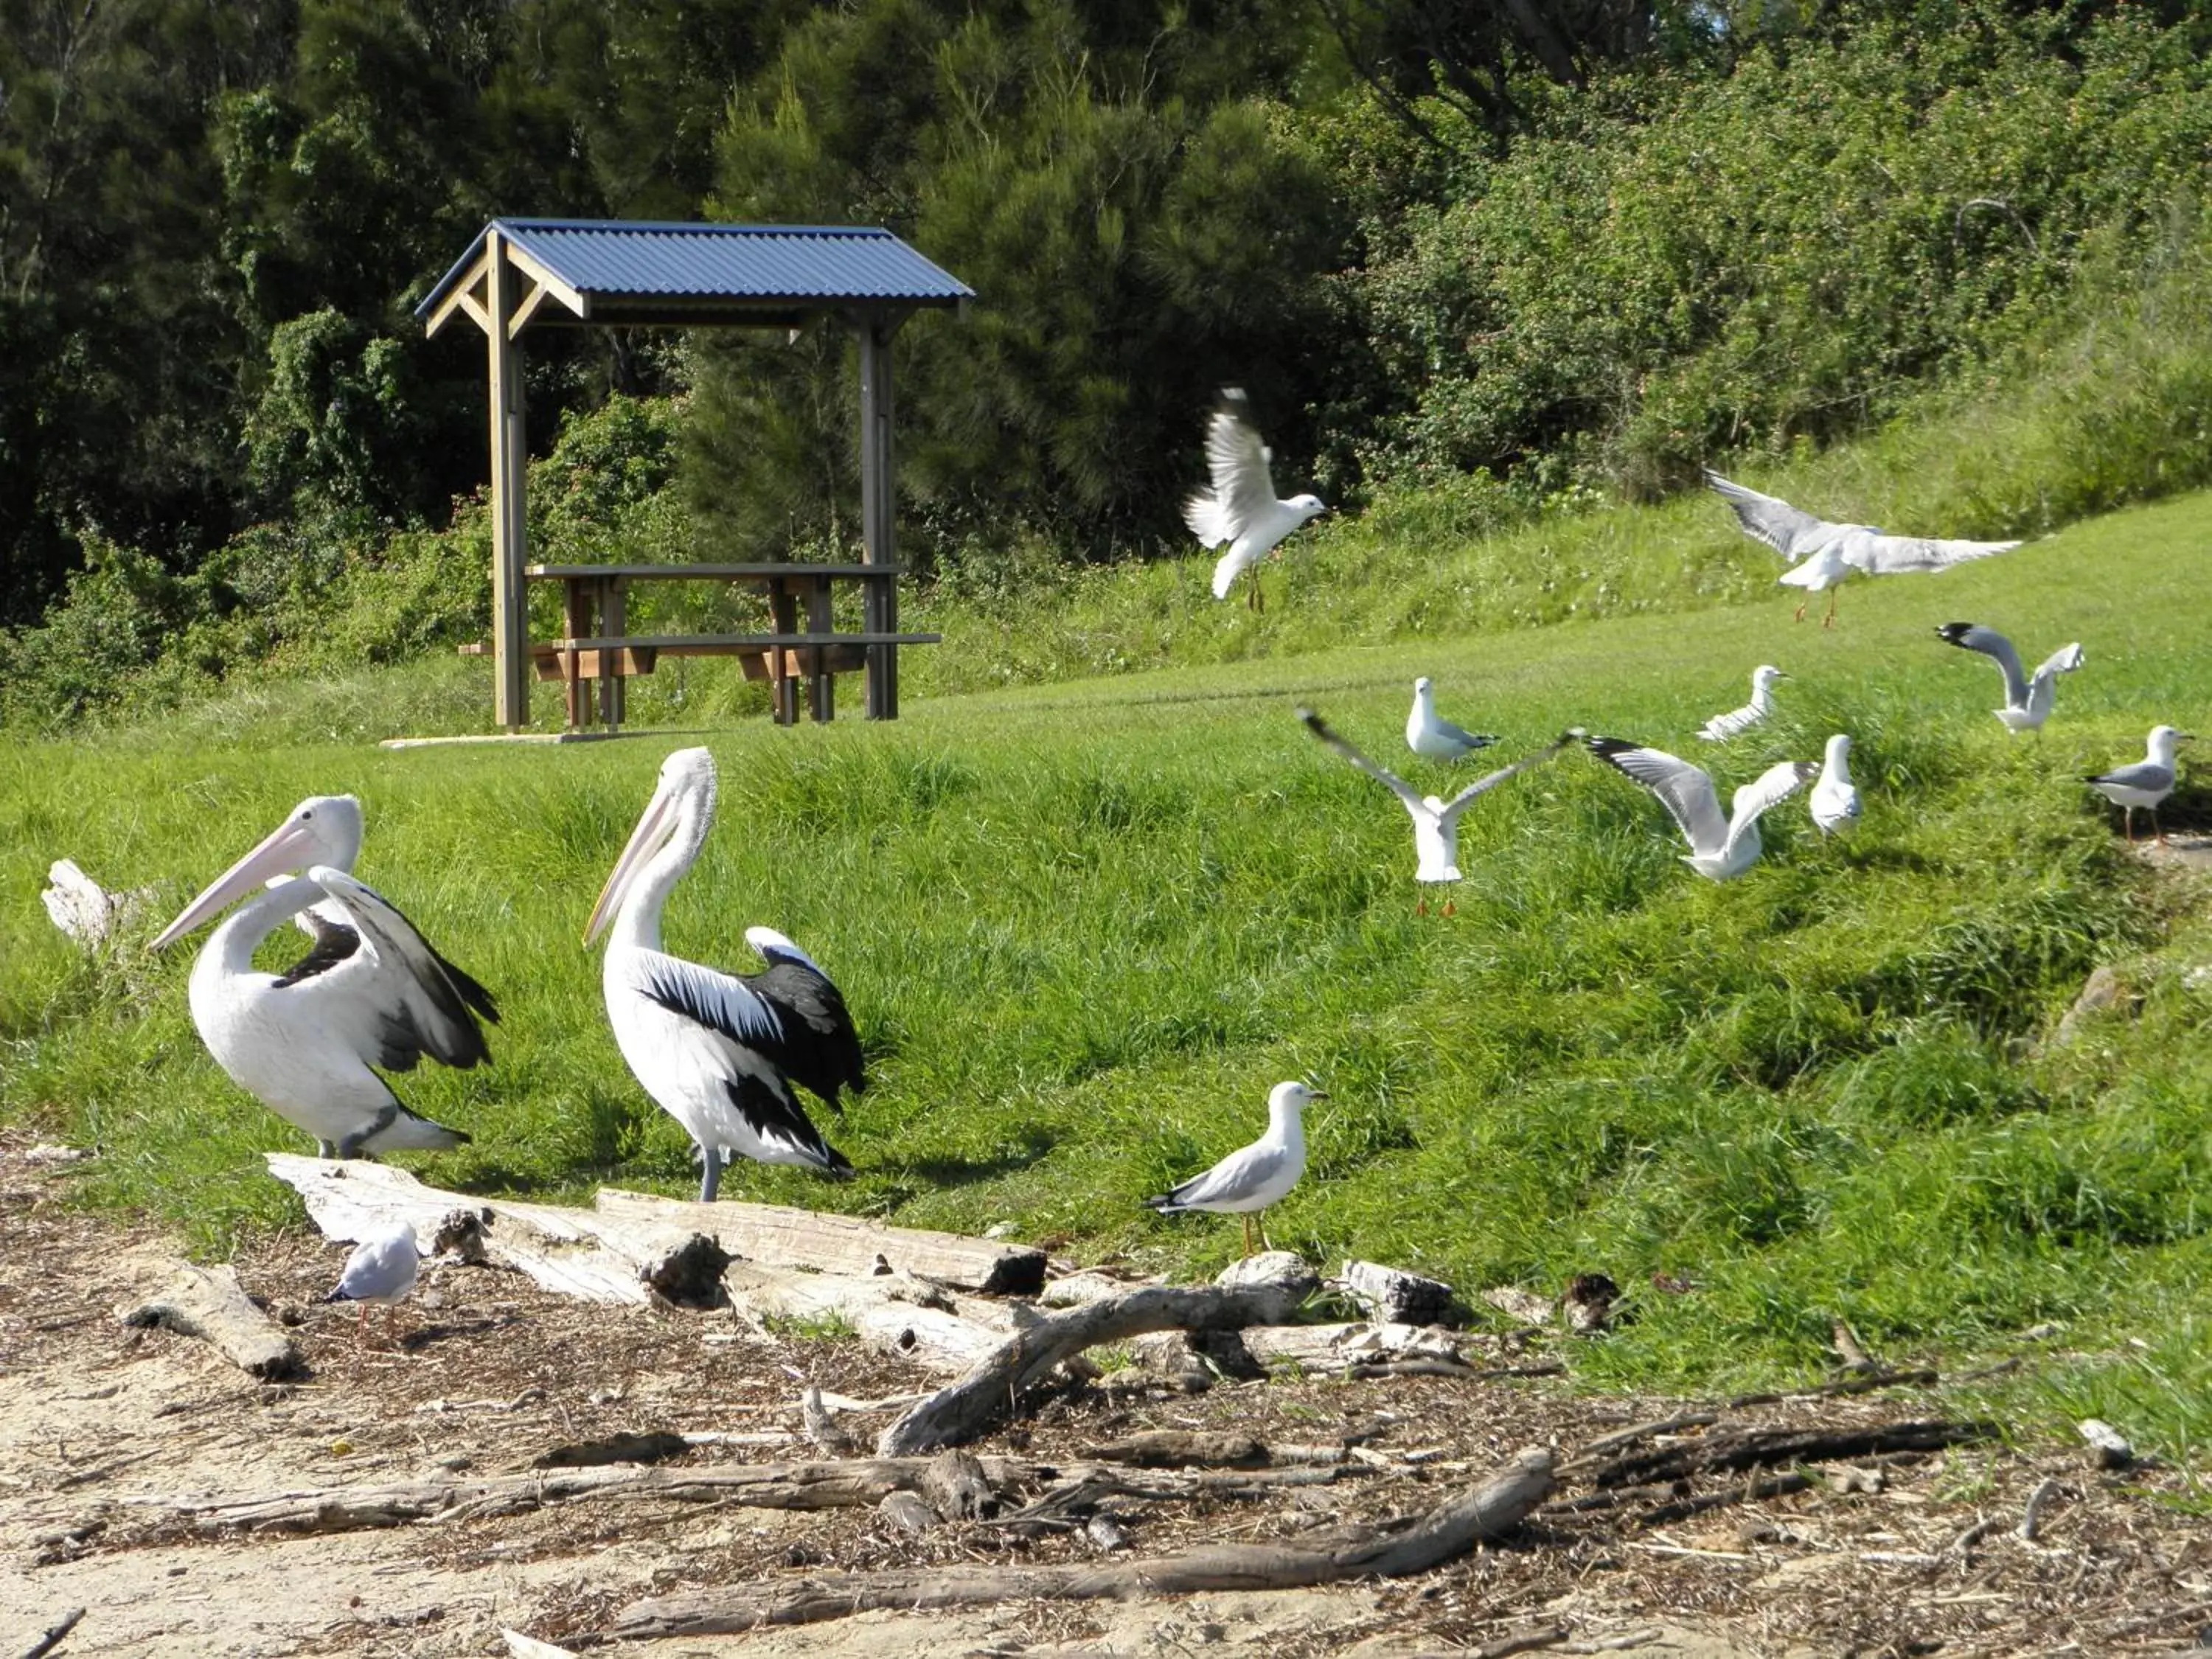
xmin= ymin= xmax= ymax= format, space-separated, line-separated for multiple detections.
xmin=1338 ymin=1261 xmax=1465 ymax=1328
xmin=1215 ymin=1251 xmax=1318 ymax=1301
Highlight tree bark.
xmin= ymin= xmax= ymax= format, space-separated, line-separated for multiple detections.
xmin=118 ymin=1262 xmax=303 ymax=1381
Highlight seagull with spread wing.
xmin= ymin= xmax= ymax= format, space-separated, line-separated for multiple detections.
xmin=1935 ymin=623 xmax=2085 ymax=733
xmin=147 ymin=796 xmax=496 ymax=1160
xmin=1705 ymin=470 xmax=2020 ymax=626
xmin=1585 ymin=737 xmax=1818 ymax=881
xmin=1184 ymin=388 xmax=1325 ymax=612
xmin=586 ymin=748 xmax=856 ymax=1199
xmin=1301 ymin=710 xmax=1579 ymax=905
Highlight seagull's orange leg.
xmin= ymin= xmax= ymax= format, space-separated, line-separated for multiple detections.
xmin=1792 ymin=600 xmax=1807 ymax=623
xmin=1823 ymin=588 xmax=1839 ymax=629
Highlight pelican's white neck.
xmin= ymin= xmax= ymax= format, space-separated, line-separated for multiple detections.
xmin=608 ymin=793 xmax=711 ymax=955
xmin=206 ymin=876 xmax=321 ymax=980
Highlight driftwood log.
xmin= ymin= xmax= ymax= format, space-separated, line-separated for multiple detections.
xmin=606 ymin=1447 xmax=1555 ymax=1639
xmin=878 ymin=1284 xmax=1301 ymax=1455
xmin=1590 ymin=1419 xmax=1997 ymax=1488
xmin=118 ymin=1262 xmax=303 ymax=1381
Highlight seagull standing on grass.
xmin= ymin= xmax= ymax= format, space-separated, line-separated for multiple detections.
xmin=1405 ymin=678 xmax=1499 ymax=761
xmin=1697 ymin=666 xmax=1787 ymax=742
xmin=1935 ymin=624 xmax=2085 ymax=733
xmin=1184 ymin=388 xmax=1325 ymax=612
xmin=321 ymin=1220 xmax=420 ymax=1347
xmin=1809 ymin=734 xmax=1863 ymax=836
xmin=1300 ymin=711 xmax=1582 ymax=906
xmin=1147 ymin=1082 xmax=1324 ymax=1256
xmin=1704 ymin=470 xmax=2020 ymax=626
xmin=1585 ymin=737 xmax=1819 ymax=881
xmin=2084 ymin=726 xmax=2191 ymax=844
xmin=586 ymin=748 xmax=855 ymax=1200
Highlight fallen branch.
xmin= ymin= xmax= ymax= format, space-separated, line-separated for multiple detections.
xmin=18 ymin=1607 xmax=85 ymax=1659
xmin=605 ymin=1446 xmax=1554 ymax=1638
xmin=118 ymin=1262 xmax=303 ymax=1382
xmin=1635 ymin=1470 xmax=1815 ymax=1526
xmin=1590 ymin=1419 xmax=1995 ymax=1489
xmin=877 ymin=1284 xmax=1299 ymax=1455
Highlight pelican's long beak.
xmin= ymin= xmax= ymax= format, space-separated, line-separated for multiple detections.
xmin=584 ymin=782 xmax=678 ymax=947
xmin=150 ymin=817 xmax=324 ymax=950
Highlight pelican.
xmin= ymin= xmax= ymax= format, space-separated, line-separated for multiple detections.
xmin=1586 ymin=737 xmax=1818 ymax=881
xmin=148 ymin=797 xmax=495 ymax=1158
xmin=2084 ymin=726 xmax=2191 ymax=844
xmin=585 ymin=748 xmax=856 ymax=1200
xmin=1184 ymin=387 xmax=1325 ymax=612
xmin=1705 ymin=470 xmax=2020 ymax=626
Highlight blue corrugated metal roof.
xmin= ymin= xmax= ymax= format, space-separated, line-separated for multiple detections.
xmin=417 ymin=219 xmax=973 ymax=320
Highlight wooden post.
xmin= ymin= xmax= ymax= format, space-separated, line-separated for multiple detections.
xmin=486 ymin=230 xmax=531 ymax=731
xmin=562 ymin=578 xmax=592 ymax=731
xmin=855 ymin=310 xmax=904 ymax=719
xmin=767 ymin=578 xmax=799 ymax=726
xmin=599 ymin=574 xmax=627 ymax=728
xmin=806 ymin=573 xmax=835 ymax=723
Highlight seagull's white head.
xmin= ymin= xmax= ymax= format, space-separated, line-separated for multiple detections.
xmin=1268 ymin=1080 xmax=1327 ymax=1121
xmin=150 ymin=794 xmax=364 ymax=950
xmin=2149 ymin=726 xmax=2192 ymax=762
xmin=1287 ymin=493 xmax=1326 ymax=521
xmin=1753 ymin=665 xmax=1788 ymax=692
xmin=1823 ymin=733 xmax=1854 ymax=766
xmin=585 ymin=747 xmax=720 ymax=946
xmin=1413 ymin=675 xmax=1434 ymax=700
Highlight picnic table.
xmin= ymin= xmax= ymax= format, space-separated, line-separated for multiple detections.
xmin=475 ymin=563 xmax=941 ymax=731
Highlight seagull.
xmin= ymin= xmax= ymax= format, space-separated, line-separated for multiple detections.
xmin=321 ymin=1220 xmax=420 ymax=1347
xmin=148 ymin=797 xmax=495 ymax=1159
xmin=1809 ymin=734 xmax=1863 ymax=836
xmin=1697 ymin=666 xmax=1787 ymax=742
xmin=586 ymin=748 xmax=855 ymax=1200
xmin=1405 ymin=678 xmax=1499 ymax=761
xmin=1300 ymin=711 xmax=1581 ymax=900
xmin=2084 ymin=726 xmax=2191 ymax=843
xmin=1146 ymin=1081 xmax=1324 ymax=1256
xmin=1935 ymin=623 xmax=2085 ymax=733
xmin=1184 ymin=388 xmax=1325 ymax=612
xmin=1705 ymin=470 xmax=2020 ymax=626
xmin=41 ymin=860 xmax=153 ymax=947
xmin=1585 ymin=736 xmax=1819 ymax=881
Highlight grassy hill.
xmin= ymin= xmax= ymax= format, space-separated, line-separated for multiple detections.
xmin=4 ymin=486 xmax=2210 ymax=1461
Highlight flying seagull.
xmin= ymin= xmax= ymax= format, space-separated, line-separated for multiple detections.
xmin=586 ymin=748 xmax=855 ymax=1200
xmin=1300 ymin=710 xmax=1581 ymax=899
xmin=321 ymin=1220 xmax=421 ymax=1347
xmin=1704 ymin=470 xmax=2020 ymax=626
xmin=1697 ymin=665 xmax=1787 ymax=742
xmin=147 ymin=797 xmax=495 ymax=1160
xmin=2084 ymin=725 xmax=2191 ymax=843
xmin=1809 ymin=734 xmax=1863 ymax=836
xmin=1934 ymin=623 xmax=2085 ymax=733
xmin=1586 ymin=736 xmax=1818 ymax=881
xmin=1184 ymin=388 xmax=1324 ymax=612
xmin=1147 ymin=1081 xmax=1323 ymax=1256
xmin=1405 ymin=677 xmax=1499 ymax=761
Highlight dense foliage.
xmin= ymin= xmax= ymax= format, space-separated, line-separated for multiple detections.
xmin=7 ymin=0 xmax=2212 ymax=723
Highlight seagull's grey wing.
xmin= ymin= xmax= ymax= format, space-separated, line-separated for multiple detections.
xmin=1432 ymin=717 xmax=1499 ymax=753
xmin=2086 ymin=761 xmax=2174 ymax=791
xmin=1936 ymin=623 xmax=2027 ymax=706
xmin=335 ymin=1229 xmax=418 ymax=1302
xmin=1724 ymin=761 xmax=1819 ymax=856
xmin=1587 ymin=737 xmax=1728 ymax=854
xmin=1848 ymin=532 xmax=2020 ymax=574
xmin=1155 ymin=1140 xmax=1278 ymax=1210
xmin=1300 ymin=709 xmax=1427 ymax=818
xmin=2030 ymin=641 xmax=2085 ymax=686
xmin=291 ymin=866 xmax=500 ymax=1074
xmin=1436 ymin=731 xmax=1579 ymax=825
xmin=1200 ymin=391 xmax=1280 ymax=529
xmin=1703 ymin=470 xmax=1836 ymax=560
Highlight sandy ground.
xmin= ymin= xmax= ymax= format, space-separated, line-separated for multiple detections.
xmin=4 ymin=1140 xmax=2210 ymax=1659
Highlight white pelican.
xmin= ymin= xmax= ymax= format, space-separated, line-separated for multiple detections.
xmin=1586 ymin=737 xmax=1818 ymax=881
xmin=585 ymin=748 xmax=856 ymax=1200
xmin=321 ymin=1220 xmax=420 ymax=1346
xmin=1147 ymin=1081 xmax=1324 ymax=1256
xmin=1705 ymin=470 xmax=2020 ymax=626
xmin=1300 ymin=710 xmax=1580 ymax=899
xmin=1184 ymin=388 xmax=1324 ymax=611
xmin=2084 ymin=726 xmax=2191 ymax=843
xmin=1809 ymin=734 xmax=1863 ymax=836
xmin=149 ymin=797 xmax=495 ymax=1158
xmin=1405 ymin=677 xmax=1498 ymax=761
xmin=1935 ymin=623 xmax=2084 ymax=732
xmin=1697 ymin=665 xmax=1787 ymax=742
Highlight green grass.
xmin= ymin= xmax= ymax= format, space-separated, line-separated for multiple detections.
xmin=6 ymin=485 xmax=2212 ymax=1461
